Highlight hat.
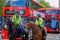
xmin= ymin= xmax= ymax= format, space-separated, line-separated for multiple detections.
xmin=37 ymin=14 xmax=41 ymax=17
xmin=15 ymin=11 xmax=19 ymax=14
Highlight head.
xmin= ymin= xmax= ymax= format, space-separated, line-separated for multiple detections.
xmin=15 ymin=11 xmax=19 ymax=16
xmin=37 ymin=14 xmax=41 ymax=18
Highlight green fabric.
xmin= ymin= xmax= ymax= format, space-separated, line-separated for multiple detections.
xmin=36 ymin=17 xmax=43 ymax=27
xmin=12 ymin=14 xmax=21 ymax=25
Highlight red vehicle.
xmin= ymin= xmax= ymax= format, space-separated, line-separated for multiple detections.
xmin=38 ymin=8 xmax=60 ymax=33
xmin=2 ymin=0 xmax=44 ymax=39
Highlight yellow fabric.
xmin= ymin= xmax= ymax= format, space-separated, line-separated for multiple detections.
xmin=36 ymin=17 xmax=43 ymax=27
xmin=12 ymin=14 xmax=21 ymax=25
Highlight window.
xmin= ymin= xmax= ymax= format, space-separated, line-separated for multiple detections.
xmin=51 ymin=20 xmax=57 ymax=29
xmin=5 ymin=10 xmax=25 ymax=15
xmin=44 ymin=20 xmax=57 ymax=29
xmin=0 ymin=17 xmax=2 ymax=28
xmin=46 ymin=10 xmax=59 ymax=14
xmin=5 ymin=10 xmax=15 ymax=14
xmin=4 ymin=0 xmax=28 ymax=6
xmin=40 ymin=10 xmax=46 ymax=13
xmin=46 ymin=10 xmax=59 ymax=18
xmin=18 ymin=10 xmax=25 ymax=14
xmin=58 ymin=10 xmax=60 ymax=14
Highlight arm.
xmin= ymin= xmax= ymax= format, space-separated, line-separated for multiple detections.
xmin=12 ymin=15 xmax=15 ymax=22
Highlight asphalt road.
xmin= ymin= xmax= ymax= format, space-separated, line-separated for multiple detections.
xmin=0 ymin=33 xmax=60 ymax=40
xmin=46 ymin=33 xmax=60 ymax=40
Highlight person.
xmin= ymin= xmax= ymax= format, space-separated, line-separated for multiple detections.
xmin=35 ymin=14 xmax=46 ymax=36
xmin=12 ymin=11 xmax=26 ymax=40
xmin=12 ymin=11 xmax=21 ymax=26
xmin=10 ymin=11 xmax=21 ymax=40
xmin=36 ymin=14 xmax=43 ymax=28
xmin=7 ymin=18 xmax=13 ymax=40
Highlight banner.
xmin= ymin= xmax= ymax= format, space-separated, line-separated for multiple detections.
xmin=34 ymin=11 xmax=45 ymax=18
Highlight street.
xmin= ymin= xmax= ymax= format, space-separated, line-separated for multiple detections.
xmin=46 ymin=33 xmax=60 ymax=40
xmin=0 ymin=33 xmax=60 ymax=40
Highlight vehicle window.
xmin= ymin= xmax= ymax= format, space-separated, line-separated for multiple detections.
xmin=4 ymin=0 xmax=28 ymax=6
xmin=5 ymin=10 xmax=25 ymax=15
xmin=46 ymin=10 xmax=59 ymax=18
xmin=46 ymin=10 xmax=59 ymax=14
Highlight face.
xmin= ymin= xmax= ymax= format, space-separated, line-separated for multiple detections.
xmin=15 ymin=12 xmax=19 ymax=16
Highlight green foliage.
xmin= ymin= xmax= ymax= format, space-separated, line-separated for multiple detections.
xmin=0 ymin=0 xmax=4 ymax=16
xmin=31 ymin=1 xmax=40 ymax=10
xmin=30 ymin=1 xmax=44 ymax=10
xmin=5 ymin=1 xmax=10 ymax=6
xmin=40 ymin=0 xmax=51 ymax=8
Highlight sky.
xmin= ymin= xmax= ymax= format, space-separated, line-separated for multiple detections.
xmin=45 ymin=0 xmax=59 ymax=8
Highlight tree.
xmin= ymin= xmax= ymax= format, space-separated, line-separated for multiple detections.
xmin=40 ymin=0 xmax=51 ymax=8
xmin=0 ymin=0 xmax=4 ymax=16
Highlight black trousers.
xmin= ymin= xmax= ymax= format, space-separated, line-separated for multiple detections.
xmin=40 ymin=27 xmax=46 ymax=36
xmin=9 ymin=24 xmax=20 ymax=40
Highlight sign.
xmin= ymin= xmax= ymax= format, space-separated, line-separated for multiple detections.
xmin=34 ymin=11 xmax=45 ymax=18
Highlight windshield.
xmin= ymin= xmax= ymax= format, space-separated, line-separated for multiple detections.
xmin=46 ymin=10 xmax=59 ymax=14
xmin=4 ymin=0 xmax=28 ymax=6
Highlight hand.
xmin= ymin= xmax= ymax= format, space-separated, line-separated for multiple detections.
xmin=4 ymin=24 xmax=8 ymax=30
